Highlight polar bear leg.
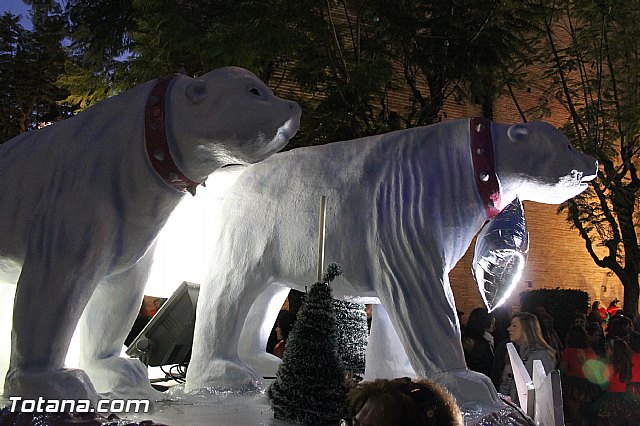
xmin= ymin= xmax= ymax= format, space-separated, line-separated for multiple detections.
xmin=363 ymin=303 xmax=416 ymax=381
xmin=373 ymin=272 xmax=466 ymax=375
xmin=4 ymin=368 xmax=98 ymax=404
xmin=5 ymin=242 xmax=102 ymax=402
xmin=374 ymin=270 xmax=501 ymax=406
xmin=185 ymin=269 xmax=269 ymax=392
xmin=238 ymin=282 xmax=290 ymax=377
xmin=0 ymin=284 xmax=16 ymax=392
xmin=432 ymin=368 xmax=502 ymax=411
xmin=78 ymin=249 xmax=158 ymax=399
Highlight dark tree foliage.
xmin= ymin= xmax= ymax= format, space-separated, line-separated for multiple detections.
xmin=59 ymin=0 xmax=136 ymax=109
xmin=524 ymin=1 xmax=640 ymax=318
xmin=520 ymin=288 xmax=590 ymax=344
xmin=268 ymin=263 xmax=348 ymax=424
xmin=0 ymin=13 xmax=24 ymax=141
xmin=60 ymin=0 xmax=537 ymax=148
xmin=60 ymin=0 xmax=299 ymax=106
xmin=367 ymin=0 xmax=540 ymax=124
xmin=0 ymin=2 xmax=68 ymax=142
xmin=333 ymin=300 xmax=368 ymax=375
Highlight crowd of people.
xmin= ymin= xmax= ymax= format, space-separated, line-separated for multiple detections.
xmin=461 ymin=300 xmax=640 ymax=425
xmin=267 ymin=299 xmax=640 ymax=424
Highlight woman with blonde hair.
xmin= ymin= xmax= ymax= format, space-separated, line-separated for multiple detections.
xmin=499 ymin=312 xmax=556 ymax=403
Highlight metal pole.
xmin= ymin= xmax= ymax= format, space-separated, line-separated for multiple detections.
xmin=317 ymin=195 xmax=327 ymax=282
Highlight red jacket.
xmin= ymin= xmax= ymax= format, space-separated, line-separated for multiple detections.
xmin=561 ymin=347 xmax=598 ymax=379
xmin=631 ymin=352 xmax=640 ymax=383
xmin=606 ymin=364 xmax=628 ymax=393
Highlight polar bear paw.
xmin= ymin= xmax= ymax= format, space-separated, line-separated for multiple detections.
xmin=81 ymin=356 xmax=160 ymax=399
xmin=4 ymin=367 xmax=100 ymax=403
xmin=185 ymin=359 xmax=262 ymax=392
xmin=241 ymin=352 xmax=282 ymax=378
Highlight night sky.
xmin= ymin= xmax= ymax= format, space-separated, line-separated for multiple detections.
xmin=1 ymin=0 xmax=35 ymax=29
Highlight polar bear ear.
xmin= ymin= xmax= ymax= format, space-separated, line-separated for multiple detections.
xmin=507 ymin=124 xmax=529 ymax=142
xmin=185 ymin=79 xmax=208 ymax=105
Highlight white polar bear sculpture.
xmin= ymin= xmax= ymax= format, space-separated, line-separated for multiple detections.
xmin=184 ymin=118 xmax=597 ymax=407
xmin=0 ymin=66 xmax=301 ymax=403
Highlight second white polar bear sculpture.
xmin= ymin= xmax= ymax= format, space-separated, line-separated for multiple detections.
xmin=184 ymin=118 xmax=597 ymax=406
xmin=0 ymin=67 xmax=301 ymax=402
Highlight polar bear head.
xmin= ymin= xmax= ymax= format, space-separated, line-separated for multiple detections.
xmin=166 ymin=67 xmax=302 ymax=182
xmin=493 ymin=121 xmax=598 ymax=206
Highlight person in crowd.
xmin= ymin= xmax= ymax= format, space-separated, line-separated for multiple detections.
xmin=457 ymin=310 xmax=465 ymax=335
xmin=588 ymin=338 xmax=640 ymax=425
xmin=461 ymin=307 xmax=495 ymax=378
xmin=273 ymin=323 xmax=288 ymax=359
xmin=535 ymin=311 xmax=563 ymax=364
xmin=606 ymin=299 xmax=621 ymax=318
xmin=628 ymin=331 xmax=640 ymax=396
xmin=489 ymin=306 xmax=512 ymax=388
xmin=604 ymin=337 xmax=633 ymax=391
xmin=630 ymin=313 xmax=640 ymax=332
xmin=574 ymin=312 xmax=587 ymax=328
xmin=267 ymin=310 xmax=291 ymax=356
xmin=271 ymin=310 xmax=291 ymax=359
xmin=498 ymin=312 xmax=555 ymax=403
xmin=587 ymin=301 xmax=607 ymax=324
xmin=560 ymin=325 xmax=601 ymax=426
xmin=124 ymin=300 xmax=151 ymax=347
xmin=491 ymin=306 xmax=512 ymax=348
xmin=533 ymin=305 xmax=548 ymax=316
xmin=342 ymin=377 xmax=464 ymax=426
xmin=151 ymin=297 xmax=165 ymax=316
xmin=585 ymin=321 xmax=606 ymax=358
xmin=607 ymin=314 xmax=634 ymax=341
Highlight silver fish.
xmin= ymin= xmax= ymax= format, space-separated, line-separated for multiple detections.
xmin=472 ymin=198 xmax=529 ymax=312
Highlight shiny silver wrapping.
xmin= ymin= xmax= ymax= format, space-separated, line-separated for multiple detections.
xmin=473 ymin=198 xmax=529 ymax=312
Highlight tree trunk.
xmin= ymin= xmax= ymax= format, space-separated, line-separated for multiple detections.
xmin=621 ymin=273 xmax=639 ymax=320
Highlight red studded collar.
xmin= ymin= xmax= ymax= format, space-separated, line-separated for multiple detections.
xmin=470 ymin=117 xmax=501 ymax=219
xmin=145 ymin=74 xmax=203 ymax=196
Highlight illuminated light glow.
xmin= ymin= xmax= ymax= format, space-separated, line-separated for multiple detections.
xmin=145 ymin=166 xmax=246 ymax=298
xmin=0 ymin=284 xmax=16 ymax=383
xmin=582 ymin=358 xmax=609 ymax=387
xmin=475 ymin=251 xmax=527 ymax=313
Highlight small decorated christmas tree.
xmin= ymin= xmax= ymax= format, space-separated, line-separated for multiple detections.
xmin=333 ymin=299 xmax=368 ymax=377
xmin=267 ymin=263 xmax=348 ymax=424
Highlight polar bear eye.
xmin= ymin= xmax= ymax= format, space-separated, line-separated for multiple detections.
xmin=250 ymin=88 xmax=261 ymax=96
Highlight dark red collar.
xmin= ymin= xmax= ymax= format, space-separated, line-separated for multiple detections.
xmin=145 ymin=74 xmax=202 ymax=196
xmin=470 ymin=117 xmax=501 ymax=219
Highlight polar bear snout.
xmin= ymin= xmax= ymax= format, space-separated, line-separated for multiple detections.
xmin=579 ymin=159 xmax=598 ymax=184
xmin=287 ymin=100 xmax=302 ymax=130
xmin=571 ymin=169 xmax=584 ymax=183
xmin=272 ymin=99 xmax=302 ymax=145
xmin=572 ymin=152 xmax=598 ymax=185
xmin=563 ymin=152 xmax=597 ymax=190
